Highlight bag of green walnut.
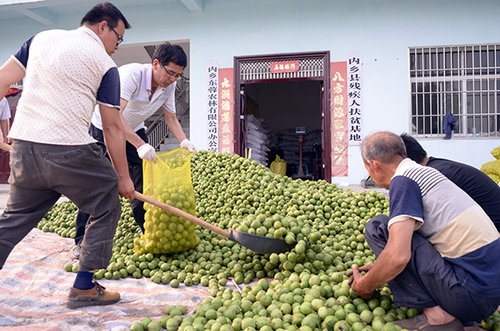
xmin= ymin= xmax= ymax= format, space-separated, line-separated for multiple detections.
xmin=134 ymin=148 xmax=199 ymax=254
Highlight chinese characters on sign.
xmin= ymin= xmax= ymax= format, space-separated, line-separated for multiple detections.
xmin=207 ymin=64 xmax=218 ymax=151
xmin=330 ymin=62 xmax=348 ymax=177
xmin=218 ymin=68 xmax=234 ymax=154
xmin=348 ymin=53 xmax=362 ymax=145
xmin=270 ymin=61 xmax=300 ymax=74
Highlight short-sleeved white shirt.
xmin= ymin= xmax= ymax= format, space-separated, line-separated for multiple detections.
xmin=0 ymin=98 xmax=11 ymax=121
xmin=9 ymin=27 xmax=120 ymax=145
xmin=92 ymin=63 xmax=176 ymax=132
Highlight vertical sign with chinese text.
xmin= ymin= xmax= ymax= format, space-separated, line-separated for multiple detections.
xmin=330 ymin=62 xmax=348 ymax=177
xmin=218 ymin=68 xmax=234 ymax=154
xmin=348 ymin=53 xmax=362 ymax=145
xmin=207 ymin=63 xmax=219 ymax=151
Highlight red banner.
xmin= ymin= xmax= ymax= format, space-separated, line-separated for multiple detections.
xmin=330 ymin=62 xmax=348 ymax=177
xmin=270 ymin=61 xmax=299 ymax=74
xmin=218 ymin=68 xmax=234 ymax=154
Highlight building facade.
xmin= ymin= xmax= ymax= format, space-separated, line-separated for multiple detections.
xmin=0 ymin=0 xmax=498 ymax=184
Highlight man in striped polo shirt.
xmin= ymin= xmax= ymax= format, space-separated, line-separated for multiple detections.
xmin=349 ymin=131 xmax=500 ymax=330
xmin=0 ymin=2 xmax=135 ymax=308
xmin=401 ymin=133 xmax=500 ymax=233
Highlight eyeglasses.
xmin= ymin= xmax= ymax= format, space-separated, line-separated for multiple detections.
xmin=162 ymin=66 xmax=183 ymax=80
xmin=108 ymin=25 xmax=123 ymax=46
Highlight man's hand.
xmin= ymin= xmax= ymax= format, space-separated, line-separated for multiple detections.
xmin=118 ymin=176 xmax=135 ymax=200
xmin=137 ymin=143 xmax=157 ymax=161
xmin=347 ymin=264 xmax=375 ymax=299
xmin=180 ymin=139 xmax=196 ymax=153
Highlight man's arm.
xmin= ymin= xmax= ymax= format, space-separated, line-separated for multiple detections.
xmin=0 ymin=119 xmax=9 ymax=143
xmin=349 ymin=217 xmax=415 ymax=298
xmin=164 ymin=110 xmax=187 ymax=143
xmin=164 ymin=110 xmax=196 ymax=152
xmin=118 ymin=98 xmax=145 ymax=148
xmin=0 ymin=58 xmax=25 ymax=100
xmin=118 ymin=98 xmax=156 ymax=161
xmin=100 ymin=104 xmax=135 ymax=199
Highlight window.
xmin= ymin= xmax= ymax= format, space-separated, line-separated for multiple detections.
xmin=409 ymin=44 xmax=500 ymax=137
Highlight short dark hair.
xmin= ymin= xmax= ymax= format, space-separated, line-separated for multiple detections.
xmin=81 ymin=2 xmax=131 ymax=29
xmin=400 ymin=133 xmax=427 ymax=164
xmin=153 ymin=42 xmax=187 ymax=68
xmin=361 ymin=131 xmax=407 ymax=164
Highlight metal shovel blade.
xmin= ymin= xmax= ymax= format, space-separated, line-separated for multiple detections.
xmin=228 ymin=229 xmax=297 ymax=254
xmin=135 ymin=192 xmax=296 ymax=254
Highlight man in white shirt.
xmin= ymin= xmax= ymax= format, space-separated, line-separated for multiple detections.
xmin=0 ymin=2 xmax=134 ymax=309
xmin=0 ymin=97 xmax=10 ymax=143
xmin=73 ymin=42 xmax=195 ymax=251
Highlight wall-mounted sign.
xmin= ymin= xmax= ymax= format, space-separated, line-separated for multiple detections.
xmin=348 ymin=52 xmax=362 ymax=145
xmin=218 ymin=68 xmax=234 ymax=154
xmin=207 ymin=63 xmax=219 ymax=152
xmin=207 ymin=63 xmax=218 ymax=152
xmin=330 ymin=61 xmax=348 ymax=177
xmin=295 ymin=127 xmax=306 ymax=134
xmin=270 ymin=61 xmax=299 ymax=74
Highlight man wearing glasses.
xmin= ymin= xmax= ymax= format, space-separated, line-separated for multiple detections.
xmin=0 ymin=2 xmax=135 ymax=308
xmin=73 ymin=42 xmax=195 ymax=253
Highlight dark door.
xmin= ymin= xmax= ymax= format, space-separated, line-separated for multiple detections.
xmin=234 ymin=51 xmax=331 ymax=182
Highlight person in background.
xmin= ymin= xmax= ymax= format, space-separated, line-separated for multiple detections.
xmin=401 ymin=133 xmax=500 ymax=233
xmin=73 ymin=41 xmax=195 ymax=256
xmin=0 ymin=2 xmax=135 ymax=309
xmin=349 ymin=131 xmax=500 ymax=331
xmin=0 ymin=97 xmax=10 ymax=143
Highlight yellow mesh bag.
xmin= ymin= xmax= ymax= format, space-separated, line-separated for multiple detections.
xmin=270 ymin=155 xmax=286 ymax=176
xmin=480 ymin=159 xmax=500 ymax=184
xmin=134 ymin=148 xmax=200 ymax=254
xmin=491 ymin=146 xmax=500 ymax=160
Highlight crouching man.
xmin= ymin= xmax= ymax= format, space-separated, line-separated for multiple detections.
xmin=349 ymin=131 xmax=500 ymax=330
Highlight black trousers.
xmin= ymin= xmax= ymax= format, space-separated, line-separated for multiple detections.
xmin=74 ymin=125 xmax=147 ymax=245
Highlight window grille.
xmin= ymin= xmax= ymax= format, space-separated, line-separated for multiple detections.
xmin=409 ymin=44 xmax=500 ymax=137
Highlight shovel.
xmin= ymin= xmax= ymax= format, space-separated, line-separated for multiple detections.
xmin=134 ymin=191 xmax=296 ymax=254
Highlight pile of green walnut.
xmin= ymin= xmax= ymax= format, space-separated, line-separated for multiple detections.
xmin=39 ymin=150 xmax=500 ymax=331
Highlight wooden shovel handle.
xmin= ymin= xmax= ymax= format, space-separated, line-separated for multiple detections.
xmin=134 ymin=191 xmax=230 ymax=239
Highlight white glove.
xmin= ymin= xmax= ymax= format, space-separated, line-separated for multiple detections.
xmin=137 ymin=143 xmax=157 ymax=161
xmin=180 ymin=139 xmax=197 ymax=153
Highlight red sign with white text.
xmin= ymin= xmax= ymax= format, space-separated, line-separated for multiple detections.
xmin=330 ymin=62 xmax=348 ymax=177
xmin=218 ymin=68 xmax=234 ymax=154
xmin=270 ymin=61 xmax=299 ymax=74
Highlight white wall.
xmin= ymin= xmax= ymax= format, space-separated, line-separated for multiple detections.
xmin=0 ymin=0 xmax=499 ymax=184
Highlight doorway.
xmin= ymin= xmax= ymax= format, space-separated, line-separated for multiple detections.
xmin=234 ymin=51 xmax=331 ymax=181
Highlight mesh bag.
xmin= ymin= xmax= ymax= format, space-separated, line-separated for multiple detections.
xmin=134 ymin=148 xmax=200 ymax=254
xmin=491 ymin=146 xmax=500 ymax=160
xmin=270 ymin=155 xmax=287 ymax=176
